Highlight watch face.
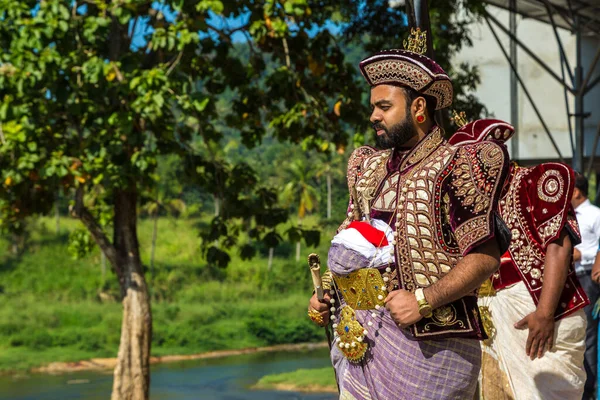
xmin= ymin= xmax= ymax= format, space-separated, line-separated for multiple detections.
xmin=419 ymin=305 xmax=432 ymax=316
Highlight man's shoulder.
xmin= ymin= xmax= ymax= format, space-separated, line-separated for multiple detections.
xmin=586 ymin=202 xmax=600 ymax=217
xmin=448 ymin=140 xmax=509 ymax=176
xmin=518 ymin=162 xmax=575 ymax=201
xmin=346 ymin=146 xmax=390 ymax=191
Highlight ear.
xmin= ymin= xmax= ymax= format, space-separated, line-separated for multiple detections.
xmin=413 ymin=96 xmax=428 ymax=116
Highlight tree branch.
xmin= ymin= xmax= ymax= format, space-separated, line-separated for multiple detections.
xmin=282 ymin=37 xmax=291 ymax=68
xmin=166 ymin=50 xmax=183 ymax=76
xmin=206 ymin=23 xmax=249 ymax=43
xmin=73 ymin=187 xmax=120 ymax=276
xmin=0 ymin=122 xmax=5 ymax=145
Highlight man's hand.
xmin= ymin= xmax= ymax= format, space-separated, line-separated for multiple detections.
xmin=591 ymin=251 xmax=600 ymax=283
xmin=514 ymin=311 xmax=555 ymax=360
xmin=573 ymin=247 xmax=582 ymax=262
xmin=384 ymin=289 xmax=423 ymax=328
xmin=308 ymin=292 xmax=331 ymax=325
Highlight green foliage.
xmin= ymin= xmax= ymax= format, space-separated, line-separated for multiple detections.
xmin=0 ymin=215 xmax=335 ymax=371
xmin=0 ymin=0 xmax=487 ymax=267
xmin=247 ymin=308 xmax=322 ymax=345
xmin=67 ymin=228 xmax=95 ymax=260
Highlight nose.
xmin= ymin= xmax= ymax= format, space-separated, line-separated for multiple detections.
xmin=370 ymin=109 xmax=381 ymax=125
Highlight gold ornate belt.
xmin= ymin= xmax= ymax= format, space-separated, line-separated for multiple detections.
xmin=333 ymin=268 xmax=387 ymax=310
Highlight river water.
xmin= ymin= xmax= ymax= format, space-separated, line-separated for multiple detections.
xmin=0 ymin=349 xmax=337 ymax=400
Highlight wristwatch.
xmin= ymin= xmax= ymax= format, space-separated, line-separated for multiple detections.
xmin=415 ymin=288 xmax=433 ymax=318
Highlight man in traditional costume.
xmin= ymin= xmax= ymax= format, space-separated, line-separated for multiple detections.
xmin=448 ymin=119 xmax=589 ymax=400
xmin=307 ymin=30 xmax=511 ymax=400
xmin=570 ymin=173 xmax=600 ymax=399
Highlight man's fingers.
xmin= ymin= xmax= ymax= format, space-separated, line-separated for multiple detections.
xmin=529 ymin=338 xmax=540 ymax=360
xmin=525 ymin=333 xmax=533 ymax=356
xmin=514 ymin=316 xmax=528 ymax=330
xmin=547 ymin=336 xmax=554 ymax=351
xmin=537 ymin=338 xmax=547 ymax=359
xmin=384 ymin=290 xmax=400 ymax=304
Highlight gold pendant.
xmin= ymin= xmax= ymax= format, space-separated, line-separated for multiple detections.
xmin=336 ymin=306 xmax=368 ymax=362
xmin=479 ymin=306 xmax=496 ymax=342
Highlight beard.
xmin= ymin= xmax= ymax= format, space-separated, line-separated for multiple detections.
xmin=374 ymin=116 xmax=418 ymax=150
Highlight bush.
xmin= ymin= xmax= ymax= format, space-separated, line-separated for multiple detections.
xmin=246 ymin=308 xmax=322 ymax=345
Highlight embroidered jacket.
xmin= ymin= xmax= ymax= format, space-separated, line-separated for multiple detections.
xmin=447 ymin=118 xmax=589 ymax=319
xmin=493 ymin=163 xmax=589 ymax=318
xmin=338 ymin=126 xmax=510 ymax=340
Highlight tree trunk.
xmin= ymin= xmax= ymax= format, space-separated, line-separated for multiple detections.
xmin=296 ymin=241 xmax=301 ymax=262
xmin=10 ymin=232 xmax=19 ymax=256
xmin=267 ymin=247 xmax=274 ymax=271
xmin=326 ymin=171 xmax=332 ymax=220
xmin=296 ymin=219 xmax=302 ymax=262
xmin=150 ymin=212 xmax=158 ymax=279
xmin=101 ymin=252 xmax=107 ymax=282
xmin=55 ymin=198 xmax=60 ymax=234
xmin=111 ymin=189 xmax=152 ymax=400
xmin=214 ymin=195 xmax=220 ymax=217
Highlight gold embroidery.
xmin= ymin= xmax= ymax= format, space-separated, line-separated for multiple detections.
xmin=500 ymin=167 xmax=545 ymax=277
xmin=334 ymin=269 xmax=386 ymax=310
xmin=363 ymin=59 xmax=433 ymax=89
xmin=450 ymin=142 xmax=505 ymax=252
xmin=424 ymin=305 xmax=464 ymax=330
xmin=454 ymin=215 xmax=488 ymax=252
xmin=423 ymin=80 xmax=453 ymax=110
xmin=402 ymin=127 xmax=444 ymax=170
xmin=538 ymin=213 xmax=563 ymax=242
xmin=537 ymin=169 xmax=564 ymax=203
xmin=355 ymin=151 xmax=391 ymax=217
xmin=371 ymin=173 xmax=399 ymax=211
xmin=395 ymin=146 xmax=459 ymax=290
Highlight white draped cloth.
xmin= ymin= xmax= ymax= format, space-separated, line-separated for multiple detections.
xmin=478 ymin=281 xmax=587 ymax=400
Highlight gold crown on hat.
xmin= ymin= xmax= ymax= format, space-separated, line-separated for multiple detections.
xmin=403 ymin=27 xmax=427 ymax=55
xmin=452 ymin=110 xmax=469 ymax=127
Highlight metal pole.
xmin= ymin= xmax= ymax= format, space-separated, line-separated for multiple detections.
xmin=486 ymin=12 xmax=574 ymax=94
xmin=485 ymin=15 xmax=565 ymax=162
xmin=509 ymin=0 xmax=519 ymax=159
xmin=586 ymin=123 xmax=600 ymax=178
xmin=574 ymin=15 xmax=584 ymax=172
xmin=408 ymin=0 xmax=444 ymax=128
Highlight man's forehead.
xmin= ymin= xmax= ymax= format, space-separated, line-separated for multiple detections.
xmin=370 ymin=84 xmax=405 ymax=103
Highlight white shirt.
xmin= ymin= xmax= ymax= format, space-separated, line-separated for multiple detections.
xmin=574 ymin=199 xmax=600 ymax=275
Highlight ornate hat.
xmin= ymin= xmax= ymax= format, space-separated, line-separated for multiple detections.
xmin=359 ymin=28 xmax=454 ymax=110
xmin=448 ymin=118 xmax=515 ymax=145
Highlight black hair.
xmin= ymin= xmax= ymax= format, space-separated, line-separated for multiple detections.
xmin=575 ymin=172 xmax=589 ymax=197
xmin=400 ymin=86 xmax=437 ymax=121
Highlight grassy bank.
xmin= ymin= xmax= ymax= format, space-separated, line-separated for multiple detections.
xmin=0 ymin=215 xmax=336 ymax=372
xmin=254 ymin=367 xmax=337 ymax=393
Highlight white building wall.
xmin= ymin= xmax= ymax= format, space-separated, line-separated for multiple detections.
xmin=454 ymin=6 xmax=600 ymax=163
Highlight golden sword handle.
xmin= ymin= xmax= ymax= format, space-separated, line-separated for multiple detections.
xmin=308 ymin=253 xmax=324 ymax=301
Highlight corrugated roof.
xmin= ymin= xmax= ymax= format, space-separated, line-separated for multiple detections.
xmin=484 ymin=0 xmax=600 ymax=36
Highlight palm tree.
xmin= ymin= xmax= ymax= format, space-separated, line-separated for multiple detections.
xmin=281 ymin=158 xmax=319 ymax=262
xmin=315 ymin=148 xmax=345 ymax=220
xmin=142 ymin=194 xmax=186 ymax=277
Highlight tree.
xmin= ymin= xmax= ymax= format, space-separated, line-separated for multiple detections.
xmin=281 ymin=158 xmax=319 ymax=261
xmin=1 ymin=0 xmax=486 ymax=398
xmin=0 ymin=1 xmax=289 ymax=398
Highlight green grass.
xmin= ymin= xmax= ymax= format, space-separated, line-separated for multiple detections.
xmin=0 ymin=214 xmax=337 ymax=372
xmin=254 ymin=367 xmax=337 ymax=392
